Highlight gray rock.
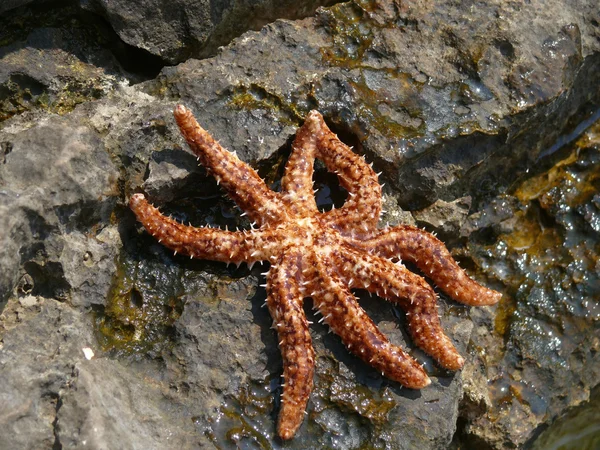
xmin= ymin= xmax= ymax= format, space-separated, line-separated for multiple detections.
xmin=0 ymin=112 xmax=119 ymax=308
xmin=0 ymin=0 xmax=599 ymax=448
xmin=0 ymin=299 xmax=96 ymax=449
xmin=153 ymin=0 xmax=600 ymax=210
xmin=81 ymin=0 xmax=339 ymax=63
xmin=58 ymin=358 xmax=203 ymax=449
xmin=413 ymin=197 xmax=472 ymax=239
xmin=0 ymin=4 xmax=134 ymax=122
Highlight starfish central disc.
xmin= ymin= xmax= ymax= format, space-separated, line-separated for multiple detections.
xmin=129 ymin=105 xmax=502 ymax=439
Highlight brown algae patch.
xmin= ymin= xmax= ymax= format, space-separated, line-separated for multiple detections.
xmin=227 ymin=83 xmax=306 ymax=127
xmin=318 ymin=0 xmax=380 ymax=70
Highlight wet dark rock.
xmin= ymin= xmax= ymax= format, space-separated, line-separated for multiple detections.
xmin=529 ymin=385 xmax=600 ymax=450
xmin=0 ymin=0 xmax=599 ymax=448
xmin=460 ymin=121 xmax=600 ymax=448
xmin=0 ymin=0 xmax=36 ymax=14
xmin=153 ymin=0 xmax=600 ymax=210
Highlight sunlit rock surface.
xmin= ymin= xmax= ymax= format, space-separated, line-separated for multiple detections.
xmin=0 ymin=0 xmax=598 ymax=448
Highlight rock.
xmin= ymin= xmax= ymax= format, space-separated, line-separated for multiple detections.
xmin=154 ymin=0 xmax=600 ymax=210
xmin=142 ymin=147 xmax=211 ymax=204
xmin=167 ymin=275 xmax=268 ymax=424
xmin=57 ymin=358 xmax=203 ymax=449
xmin=529 ymin=386 xmax=600 ymax=450
xmin=380 ymin=193 xmax=416 ymax=227
xmin=0 ymin=0 xmax=599 ymax=448
xmin=0 ymin=3 xmax=138 ymax=122
xmin=413 ymin=197 xmax=471 ymax=239
xmin=0 ymin=112 xmax=119 ymax=309
xmin=0 ymin=0 xmax=36 ymax=14
xmin=0 ymin=299 xmax=96 ymax=449
xmin=81 ymin=0 xmax=339 ymax=63
xmin=460 ymin=121 xmax=600 ymax=448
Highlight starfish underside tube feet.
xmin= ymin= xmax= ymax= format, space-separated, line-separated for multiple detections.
xmin=129 ymin=104 xmax=502 ymax=439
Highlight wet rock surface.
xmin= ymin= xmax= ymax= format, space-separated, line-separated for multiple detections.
xmin=0 ymin=0 xmax=599 ymax=449
xmin=0 ymin=0 xmax=36 ymax=14
xmin=457 ymin=119 xmax=600 ymax=449
xmin=150 ymin=0 xmax=600 ymax=210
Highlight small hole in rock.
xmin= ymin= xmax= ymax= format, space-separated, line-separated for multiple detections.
xmin=130 ymin=289 xmax=144 ymax=308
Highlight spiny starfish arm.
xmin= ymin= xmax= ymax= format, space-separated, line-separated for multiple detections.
xmin=337 ymin=246 xmax=464 ymax=370
xmin=266 ymin=251 xmax=315 ymax=440
xmin=280 ymin=111 xmax=320 ymax=216
xmin=308 ymin=111 xmax=382 ymax=234
xmin=358 ymin=225 xmax=502 ymax=306
xmin=173 ymin=105 xmax=288 ymax=226
xmin=130 ymin=193 xmax=274 ymax=264
xmin=405 ymin=303 xmax=465 ymax=370
xmin=311 ymin=256 xmax=431 ymax=389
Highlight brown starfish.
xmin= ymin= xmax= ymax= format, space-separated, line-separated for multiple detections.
xmin=130 ymin=105 xmax=502 ymax=439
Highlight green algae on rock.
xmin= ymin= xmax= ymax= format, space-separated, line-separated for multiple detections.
xmin=95 ymin=253 xmax=185 ymax=357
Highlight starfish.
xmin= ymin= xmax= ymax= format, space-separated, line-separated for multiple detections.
xmin=130 ymin=105 xmax=502 ymax=439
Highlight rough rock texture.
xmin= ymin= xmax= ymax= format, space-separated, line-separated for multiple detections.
xmin=0 ymin=0 xmax=599 ymax=448
xmin=0 ymin=0 xmax=37 ymax=14
xmin=57 ymin=357 xmax=200 ymax=448
xmin=457 ymin=120 xmax=600 ymax=449
xmin=0 ymin=110 xmax=119 ymax=308
xmin=81 ymin=0 xmax=340 ymax=63
xmin=0 ymin=298 xmax=98 ymax=449
xmin=150 ymin=0 xmax=600 ymax=210
xmin=0 ymin=1 xmax=158 ymax=122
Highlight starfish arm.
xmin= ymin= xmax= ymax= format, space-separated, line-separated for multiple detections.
xmin=358 ymin=225 xmax=502 ymax=306
xmin=311 ymin=255 xmax=431 ymax=389
xmin=307 ymin=111 xmax=382 ymax=234
xmin=280 ymin=112 xmax=319 ymax=216
xmin=338 ymin=246 xmax=464 ymax=370
xmin=173 ymin=105 xmax=288 ymax=225
xmin=266 ymin=251 xmax=315 ymax=440
xmin=130 ymin=193 xmax=274 ymax=264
